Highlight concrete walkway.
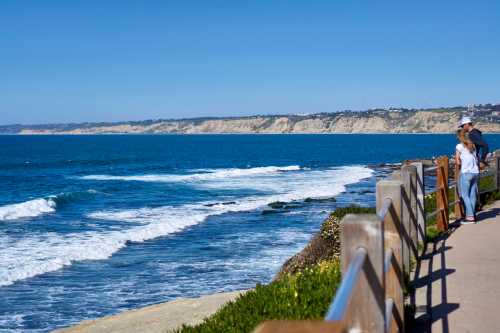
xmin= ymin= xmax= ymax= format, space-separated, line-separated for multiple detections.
xmin=412 ymin=201 xmax=500 ymax=332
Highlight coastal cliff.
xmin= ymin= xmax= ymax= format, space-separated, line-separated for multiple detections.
xmin=3 ymin=105 xmax=500 ymax=134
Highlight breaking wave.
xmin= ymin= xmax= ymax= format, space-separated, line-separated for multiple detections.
xmin=80 ymin=165 xmax=302 ymax=183
xmin=0 ymin=190 xmax=99 ymax=222
xmin=0 ymin=198 xmax=56 ymax=221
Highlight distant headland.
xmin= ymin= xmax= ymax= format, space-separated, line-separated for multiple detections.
xmin=2 ymin=103 xmax=500 ymax=135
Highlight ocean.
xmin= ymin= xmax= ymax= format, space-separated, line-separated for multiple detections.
xmin=1 ymin=134 xmax=498 ymax=332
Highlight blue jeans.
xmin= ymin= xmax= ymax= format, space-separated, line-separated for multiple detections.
xmin=459 ymin=172 xmax=479 ymax=218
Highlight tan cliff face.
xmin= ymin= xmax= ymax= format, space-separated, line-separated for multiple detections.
xmin=292 ymin=118 xmax=330 ymax=133
xmin=184 ymin=117 xmax=270 ymax=133
xmin=392 ymin=111 xmax=460 ymax=133
xmin=17 ymin=111 xmax=500 ymax=134
xmin=328 ymin=116 xmax=390 ymax=133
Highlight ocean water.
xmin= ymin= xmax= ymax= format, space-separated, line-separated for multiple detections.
xmin=1 ymin=134 xmax=498 ymax=332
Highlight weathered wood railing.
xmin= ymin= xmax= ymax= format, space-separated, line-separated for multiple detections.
xmin=254 ymin=150 xmax=500 ymax=333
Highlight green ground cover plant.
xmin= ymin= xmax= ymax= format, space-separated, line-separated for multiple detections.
xmin=174 ymin=261 xmax=341 ymax=333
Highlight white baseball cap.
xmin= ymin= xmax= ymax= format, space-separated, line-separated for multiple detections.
xmin=459 ymin=116 xmax=472 ymax=127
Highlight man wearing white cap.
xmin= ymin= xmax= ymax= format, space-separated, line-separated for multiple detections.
xmin=459 ymin=116 xmax=489 ymax=168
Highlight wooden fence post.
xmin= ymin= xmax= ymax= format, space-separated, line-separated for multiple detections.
xmin=436 ymin=157 xmax=449 ymax=231
xmin=253 ymin=320 xmax=344 ymax=333
xmin=494 ymin=150 xmax=500 ymax=191
xmin=409 ymin=166 xmax=418 ymax=258
xmin=401 ymin=164 xmax=418 ymax=263
xmin=341 ymin=214 xmax=385 ymax=333
xmin=392 ymin=170 xmax=410 ymax=275
xmin=411 ymin=162 xmax=425 ymax=250
xmin=376 ymin=180 xmax=404 ymax=333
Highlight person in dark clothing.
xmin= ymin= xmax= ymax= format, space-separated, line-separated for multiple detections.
xmin=460 ymin=116 xmax=489 ymax=169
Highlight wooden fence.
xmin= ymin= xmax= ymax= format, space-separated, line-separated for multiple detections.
xmin=254 ymin=150 xmax=500 ymax=333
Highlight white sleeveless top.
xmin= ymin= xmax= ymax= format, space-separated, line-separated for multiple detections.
xmin=456 ymin=143 xmax=479 ymax=174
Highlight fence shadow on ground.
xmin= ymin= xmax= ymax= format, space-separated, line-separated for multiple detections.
xmin=410 ymin=230 xmax=460 ymax=333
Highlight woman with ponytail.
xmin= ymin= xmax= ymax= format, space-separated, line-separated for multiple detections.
xmin=456 ymin=128 xmax=480 ymax=224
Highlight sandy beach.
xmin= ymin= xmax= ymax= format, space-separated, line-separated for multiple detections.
xmin=53 ymin=290 xmax=246 ymax=333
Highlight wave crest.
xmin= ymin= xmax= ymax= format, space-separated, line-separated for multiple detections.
xmin=0 ymin=190 xmax=99 ymax=222
xmin=80 ymin=165 xmax=302 ymax=183
xmin=0 ymin=198 xmax=56 ymax=221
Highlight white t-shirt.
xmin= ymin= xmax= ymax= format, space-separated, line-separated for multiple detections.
xmin=456 ymin=143 xmax=479 ymax=174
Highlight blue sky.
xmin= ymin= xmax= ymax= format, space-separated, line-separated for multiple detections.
xmin=1 ymin=1 xmax=499 ymax=125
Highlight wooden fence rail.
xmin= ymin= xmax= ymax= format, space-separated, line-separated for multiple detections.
xmin=254 ymin=150 xmax=500 ymax=333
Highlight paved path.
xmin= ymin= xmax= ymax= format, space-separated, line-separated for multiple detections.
xmin=412 ymin=201 xmax=500 ymax=332
xmin=53 ymin=290 xmax=245 ymax=333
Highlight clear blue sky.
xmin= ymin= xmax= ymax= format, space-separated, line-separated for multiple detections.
xmin=1 ymin=1 xmax=499 ymax=125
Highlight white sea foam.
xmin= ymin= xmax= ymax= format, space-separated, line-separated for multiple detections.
xmin=0 ymin=198 xmax=56 ymax=221
xmin=0 ymin=206 xmax=211 ymax=286
xmin=0 ymin=190 xmax=99 ymax=222
xmin=0 ymin=165 xmax=373 ymax=287
xmin=80 ymin=165 xmax=302 ymax=183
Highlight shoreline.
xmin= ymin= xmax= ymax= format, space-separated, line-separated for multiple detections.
xmin=52 ymin=290 xmax=246 ymax=333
